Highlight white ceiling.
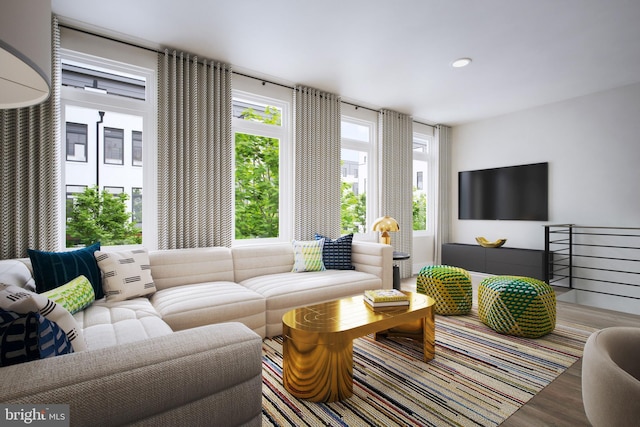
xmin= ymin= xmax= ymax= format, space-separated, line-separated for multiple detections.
xmin=52 ymin=0 xmax=640 ymax=125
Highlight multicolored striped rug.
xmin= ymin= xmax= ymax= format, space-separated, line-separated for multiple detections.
xmin=262 ymin=309 xmax=594 ymax=426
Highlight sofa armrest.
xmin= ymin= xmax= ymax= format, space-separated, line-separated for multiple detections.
xmin=0 ymin=323 xmax=263 ymax=427
xmin=351 ymin=241 xmax=393 ymax=289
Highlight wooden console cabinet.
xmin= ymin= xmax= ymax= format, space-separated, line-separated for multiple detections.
xmin=441 ymin=243 xmax=546 ymax=281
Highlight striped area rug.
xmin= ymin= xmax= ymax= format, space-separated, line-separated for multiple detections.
xmin=262 ymin=309 xmax=594 ymax=426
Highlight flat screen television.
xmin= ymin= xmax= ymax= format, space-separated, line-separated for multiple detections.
xmin=458 ymin=162 xmax=548 ymax=221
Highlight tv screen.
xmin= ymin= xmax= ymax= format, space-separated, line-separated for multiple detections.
xmin=458 ymin=162 xmax=548 ymax=221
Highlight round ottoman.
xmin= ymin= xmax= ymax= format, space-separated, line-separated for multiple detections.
xmin=416 ymin=265 xmax=472 ymax=315
xmin=478 ymin=276 xmax=556 ymax=338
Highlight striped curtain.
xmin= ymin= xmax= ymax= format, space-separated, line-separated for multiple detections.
xmin=157 ymin=50 xmax=233 ymax=249
xmin=433 ymin=124 xmax=452 ymax=263
xmin=293 ymin=86 xmax=342 ymax=240
xmin=379 ymin=109 xmax=413 ymax=278
xmin=0 ymin=16 xmax=61 ymax=259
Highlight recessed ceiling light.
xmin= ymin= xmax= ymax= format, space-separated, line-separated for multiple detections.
xmin=452 ymin=58 xmax=472 ymax=68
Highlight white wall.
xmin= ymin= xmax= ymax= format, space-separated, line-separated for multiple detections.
xmin=451 ymin=82 xmax=640 ymax=250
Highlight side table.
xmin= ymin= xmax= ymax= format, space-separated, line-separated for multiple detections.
xmin=392 ymin=251 xmax=410 ymax=290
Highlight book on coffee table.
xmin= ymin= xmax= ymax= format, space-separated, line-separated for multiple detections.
xmin=364 ymin=289 xmax=410 ymax=308
xmin=364 ymin=289 xmax=409 ymax=302
xmin=364 ymin=298 xmax=410 ymax=308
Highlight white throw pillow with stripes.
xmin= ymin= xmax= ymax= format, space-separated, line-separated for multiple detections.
xmin=94 ymin=249 xmax=156 ymax=302
xmin=0 ymin=283 xmax=87 ymax=352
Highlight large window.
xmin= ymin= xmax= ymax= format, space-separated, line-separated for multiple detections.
xmin=412 ymin=131 xmax=432 ymax=232
xmin=61 ymin=49 xmax=154 ymax=248
xmin=341 ymin=116 xmax=375 ymax=234
xmin=233 ymin=90 xmax=290 ymax=242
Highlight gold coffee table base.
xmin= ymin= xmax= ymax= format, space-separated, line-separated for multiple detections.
xmin=282 ymin=292 xmax=435 ymax=402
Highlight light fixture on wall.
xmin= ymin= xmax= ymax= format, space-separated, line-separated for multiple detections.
xmin=372 ymin=215 xmax=400 ymax=245
xmin=0 ymin=0 xmax=52 ymax=109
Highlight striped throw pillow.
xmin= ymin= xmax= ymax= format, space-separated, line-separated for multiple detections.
xmin=291 ymin=239 xmax=326 ymax=272
xmin=94 ymin=249 xmax=156 ymax=302
xmin=42 ymin=275 xmax=95 ymax=314
xmin=315 ymin=233 xmax=355 ymax=270
xmin=0 ymin=309 xmax=73 ymax=366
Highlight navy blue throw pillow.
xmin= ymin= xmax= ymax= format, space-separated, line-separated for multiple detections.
xmin=0 ymin=309 xmax=73 ymax=367
xmin=314 ymin=233 xmax=355 ymax=270
xmin=0 ymin=309 xmax=38 ymax=366
xmin=28 ymin=242 xmax=103 ymax=299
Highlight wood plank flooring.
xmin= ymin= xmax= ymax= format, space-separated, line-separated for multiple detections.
xmin=400 ymin=277 xmax=640 ymax=426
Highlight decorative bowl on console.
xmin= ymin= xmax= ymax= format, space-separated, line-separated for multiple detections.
xmin=475 ymin=237 xmax=507 ymax=248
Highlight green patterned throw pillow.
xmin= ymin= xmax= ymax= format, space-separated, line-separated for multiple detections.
xmin=291 ymin=239 xmax=326 ymax=272
xmin=42 ymin=275 xmax=95 ymax=315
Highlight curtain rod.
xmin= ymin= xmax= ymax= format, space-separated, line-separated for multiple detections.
xmin=59 ymin=22 xmax=437 ymax=129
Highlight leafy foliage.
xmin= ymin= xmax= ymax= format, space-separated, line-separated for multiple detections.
xmin=235 ymin=107 xmax=280 ymax=239
xmin=66 ymin=186 xmax=141 ymax=247
xmin=413 ymin=188 xmax=427 ymax=230
xmin=341 ymin=181 xmax=367 ymax=234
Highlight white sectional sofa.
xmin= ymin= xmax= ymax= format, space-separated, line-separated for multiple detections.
xmin=0 ymin=240 xmax=392 ymax=426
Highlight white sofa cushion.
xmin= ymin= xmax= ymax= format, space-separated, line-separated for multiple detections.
xmin=240 ymin=269 xmax=383 ymax=337
xmin=74 ymin=297 xmax=171 ymax=350
xmin=150 ymin=282 xmax=266 ymax=337
xmin=232 ymin=243 xmax=294 ymax=282
xmin=149 ymin=247 xmax=235 ymax=290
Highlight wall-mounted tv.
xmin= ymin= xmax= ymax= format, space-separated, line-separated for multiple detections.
xmin=458 ymin=162 xmax=548 ymax=221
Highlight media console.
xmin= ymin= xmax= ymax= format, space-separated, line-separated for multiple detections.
xmin=441 ymin=243 xmax=546 ymax=281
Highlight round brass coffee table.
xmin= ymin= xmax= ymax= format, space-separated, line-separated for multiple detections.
xmin=282 ymin=291 xmax=435 ymax=402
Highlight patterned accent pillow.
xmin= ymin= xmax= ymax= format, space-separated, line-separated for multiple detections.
xmin=42 ymin=275 xmax=95 ymax=315
xmin=0 ymin=284 xmax=86 ymax=352
xmin=94 ymin=249 xmax=156 ymax=302
xmin=291 ymin=239 xmax=326 ymax=273
xmin=315 ymin=233 xmax=355 ymax=270
xmin=28 ymin=242 xmax=103 ymax=299
xmin=0 ymin=309 xmax=73 ymax=367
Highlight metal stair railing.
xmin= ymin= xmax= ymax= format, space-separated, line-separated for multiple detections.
xmin=544 ymin=224 xmax=640 ymax=301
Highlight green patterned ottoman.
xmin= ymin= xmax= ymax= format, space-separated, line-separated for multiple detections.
xmin=478 ymin=276 xmax=556 ymax=338
xmin=416 ymin=265 xmax=472 ymax=315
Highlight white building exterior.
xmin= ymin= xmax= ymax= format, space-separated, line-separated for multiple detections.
xmin=65 ymin=104 xmax=143 ymax=226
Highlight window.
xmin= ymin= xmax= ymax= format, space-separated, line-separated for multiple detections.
xmin=104 ymin=186 xmax=124 ymax=194
xmin=104 ymin=127 xmax=124 ymax=165
xmin=132 ymin=187 xmax=142 ymax=226
xmin=65 ymin=185 xmax=87 ymax=247
xmin=341 ymin=116 xmax=375 ymax=234
xmin=65 ymin=184 xmax=87 ymax=219
xmin=61 ymin=47 xmax=153 ymax=248
xmin=413 ymin=132 xmax=432 ymax=231
xmin=233 ymin=89 xmax=290 ymax=242
xmin=66 ymin=122 xmax=88 ymax=162
xmin=132 ymin=130 xmax=142 ymax=166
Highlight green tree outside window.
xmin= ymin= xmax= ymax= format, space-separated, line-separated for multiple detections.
xmin=66 ymin=186 xmax=141 ymax=247
xmin=235 ymin=107 xmax=280 ymax=239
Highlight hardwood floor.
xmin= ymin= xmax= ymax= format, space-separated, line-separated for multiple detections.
xmin=400 ymin=277 xmax=640 ymax=427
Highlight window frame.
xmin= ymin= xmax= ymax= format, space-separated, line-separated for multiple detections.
xmin=103 ymin=127 xmax=125 ymax=165
xmin=59 ymin=47 xmax=157 ymax=250
xmin=340 ymin=110 xmax=378 ymax=234
xmin=132 ymin=130 xmax=143 ymax=167
xmin=412 ymin=128 xmax=435 ymax=236
xmin=65 ymin=122 xmax=88 ymax=162
xmin=231 ymin=88 xmax=292 ymax=245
